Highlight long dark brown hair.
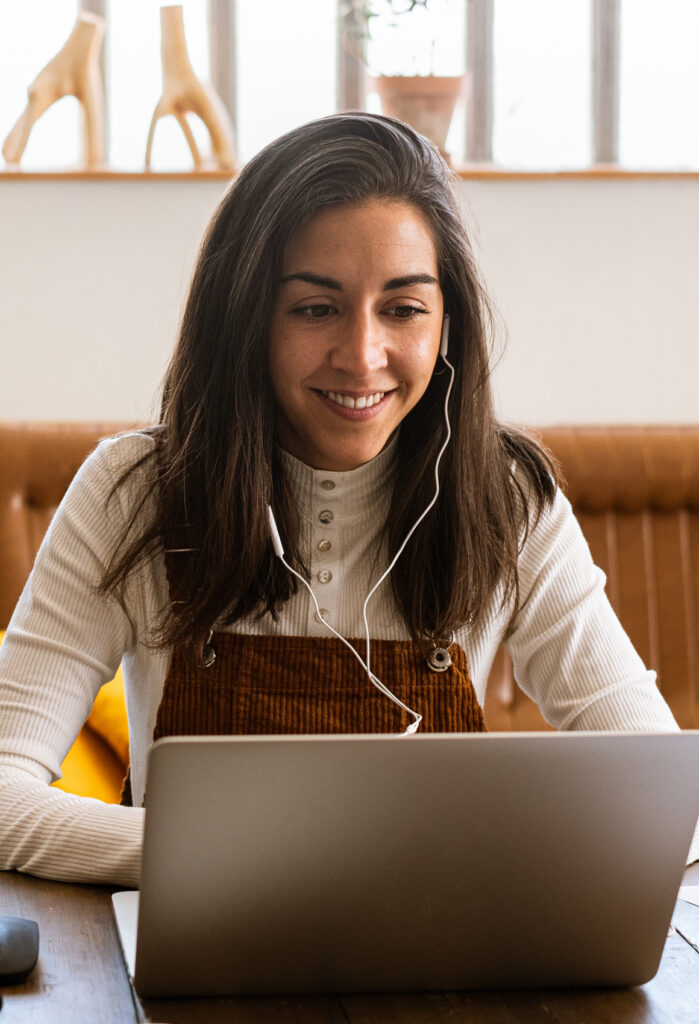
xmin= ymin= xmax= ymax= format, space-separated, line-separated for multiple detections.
xmin=101 ymin=112 xmax=556 ymax=659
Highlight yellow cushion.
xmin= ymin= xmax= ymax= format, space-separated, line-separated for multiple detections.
xmin=86 ymin=667 xmax=129 ymax=767
xmin=0 ymin=630 xmax=129 ymax=804
xmin=51 ymin=722 xmax=127 ymax=803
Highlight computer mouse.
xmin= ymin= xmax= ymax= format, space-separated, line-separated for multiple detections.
xmin=0 ymin=915 xmax=39 ymax=984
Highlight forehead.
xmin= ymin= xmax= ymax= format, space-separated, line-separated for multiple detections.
xmin=282 ymin=200 xmax=439 ymax=271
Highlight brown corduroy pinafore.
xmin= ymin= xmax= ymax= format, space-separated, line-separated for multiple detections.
xmin=152 ymin=505 xmax=487 ymax=739
xmin=153 ymin=631 xmax=487 ymax=741
xmin=121 ymin=549 xmax=486 ymax=805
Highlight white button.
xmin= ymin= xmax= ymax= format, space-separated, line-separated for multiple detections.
xmin=321 ymin=479 xmax=336 ymax=491
xmin=317 ymin=539 xmax=332 ymax=552
xmin=315 ymin=608 xmax=330 ymax=623
xmin=317 ymin=569 xmax=333 ymax=584
xmin=319 ymin=509 xmax=334 ymax=524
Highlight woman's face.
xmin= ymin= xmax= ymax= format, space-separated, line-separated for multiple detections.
xmin=268 ymin=199 xmax=444 ymax=472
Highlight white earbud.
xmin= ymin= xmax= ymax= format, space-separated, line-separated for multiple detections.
xmin=267 ymin=505 xmax=285 ymax=557
xmin=440 ymin=312 xmax=450 ymax=358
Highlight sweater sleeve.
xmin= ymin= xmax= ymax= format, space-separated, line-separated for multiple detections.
xmin=505 ymin=486 xmax=679 ymax=733
xmin=0 ymin=434 xmax=154 ymax=885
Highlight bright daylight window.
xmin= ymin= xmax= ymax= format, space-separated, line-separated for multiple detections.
xmin=0 ymin=0 xmax=697 ymax=172
xmin=492 ymin=0 xmax=591 ymax=170
xmin=619 ymin=0 xmax=699 ymax=170
xmin=235 ymin=0 xmax=336 ymax=164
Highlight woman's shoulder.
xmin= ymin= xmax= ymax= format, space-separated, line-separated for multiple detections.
xmin=81 ymin=428 xmax=158 ymax=483
xmin=509 ymin=444 xmax=586 ymax=589
xmin=66 ymin=428 xmax=160 ymax=522
xmin=497 ymin=425 xmax=559 ymax=492
xmin=95 ymin=427 xmax=158 ymax=466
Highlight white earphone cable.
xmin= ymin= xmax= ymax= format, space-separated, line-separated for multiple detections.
xmin=273 ymin=550 xmax=423 ymax=731
xmin=267 ymin=315 xmax=454 ymax=736
xmin=361 ymin=348 xmax=455 ymax=688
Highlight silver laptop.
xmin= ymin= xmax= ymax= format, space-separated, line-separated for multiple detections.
xmin=113 ymin=731 xmax=699 ymax=997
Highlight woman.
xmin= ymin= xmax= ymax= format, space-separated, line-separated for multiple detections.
xmin=0 ymin=113 xmax=678 ymax=886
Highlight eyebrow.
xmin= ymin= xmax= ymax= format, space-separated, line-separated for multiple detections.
xmin=383 ymin=273 xmax=439 ymax=290
xmin=279 ymin=271 xmax=439 ymax=291
xmin=280 ymin=272 xmax=342 ymax=290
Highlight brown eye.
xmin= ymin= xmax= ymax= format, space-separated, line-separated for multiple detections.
xmin=388 ymin=305 xmax=428 ymax=320
xmin=293 ymin=304 xmax=334 ymax=320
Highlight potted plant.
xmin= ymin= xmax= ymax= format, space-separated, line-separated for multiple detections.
xmin=339 ymin=0 xmax=468 ymax=162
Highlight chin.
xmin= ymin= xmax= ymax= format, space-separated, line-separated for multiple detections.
xmin=284 ymin=427 xmax=393 ymax=472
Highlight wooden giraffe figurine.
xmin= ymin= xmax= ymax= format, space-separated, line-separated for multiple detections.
xmin=2 ymin=12 xmax=105 ymax=168
xmin=145 ymin=5 xmax=236 ymax=172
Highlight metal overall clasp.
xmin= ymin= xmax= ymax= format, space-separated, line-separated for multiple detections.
xmin=425 ymin=631 xmax=455 ymax=673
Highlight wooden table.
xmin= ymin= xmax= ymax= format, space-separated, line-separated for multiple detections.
xmin=1 ymin=866 xmax=698 ymax=1024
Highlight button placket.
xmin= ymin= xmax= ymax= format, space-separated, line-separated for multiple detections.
xmin=311 ymin=474 xmax=339 ymax=632
xmin=309 ymin=570 xmax=340 ymax=632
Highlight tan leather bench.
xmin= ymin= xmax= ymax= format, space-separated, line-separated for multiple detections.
xmin=1 ymin=422 xmax=697 ymax=795
xmin=484 ymin=426 xmax=699 ymax=731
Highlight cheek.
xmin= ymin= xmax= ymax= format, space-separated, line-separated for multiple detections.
xmin=403 ymin=336 xmax=441 ymax=384
xmin=268 ymin=327 xmax=318 ymax=401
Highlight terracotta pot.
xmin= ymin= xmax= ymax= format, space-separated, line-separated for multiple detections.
xmin=371 ymin=73 xmax=467 ymax=160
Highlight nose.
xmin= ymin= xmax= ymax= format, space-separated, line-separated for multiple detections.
xmin=328 ymin=310 xmax=388 ymax=379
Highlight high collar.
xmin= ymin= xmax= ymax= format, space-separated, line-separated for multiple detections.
xmin=280 ymin=434 xmax=398 ymax=519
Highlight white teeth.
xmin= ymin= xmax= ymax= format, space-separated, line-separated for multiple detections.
xmin=323 ymin=391 xmax=385 ymax=410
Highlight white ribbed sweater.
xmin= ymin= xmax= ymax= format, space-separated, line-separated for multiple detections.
xmin=0 ymin=433 xmax=684 ymax=886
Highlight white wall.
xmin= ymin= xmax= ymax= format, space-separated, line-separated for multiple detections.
xmin=1 ymin=176 xmax=697 ymax=425
xmin=0 ymin=179 xmax=221 ymax=424
xmin=461 ymin=177 xmax=699 ymax=425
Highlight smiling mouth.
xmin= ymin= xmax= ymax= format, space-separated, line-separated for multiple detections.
xmin=319 ymin=390 xmax=386 ymax=410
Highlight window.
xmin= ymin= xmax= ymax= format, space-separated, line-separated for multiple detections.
xmin=1 ymin=0 xmax=698 ymax=173
xmin=492 ymin=0 xmax=592 ymax=170
xmin=235 ymin=0 xmax=336 ymax=162
xmin=619 ymin=0 xmax=699 ymax=170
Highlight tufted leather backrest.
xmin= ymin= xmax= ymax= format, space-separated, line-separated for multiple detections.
xmin=484 ymin=426 xmax=699 ymax=730
xmin=1 ymin=422 xmax=697 ymax=728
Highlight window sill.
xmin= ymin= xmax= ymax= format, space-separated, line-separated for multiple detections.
xmin=0 ymin=168 xmax=234 ymax=181
xmin=1 ymin=166 xmax=698 ymax=181
xmin=455 ymin=165 xmax=699 ymax=180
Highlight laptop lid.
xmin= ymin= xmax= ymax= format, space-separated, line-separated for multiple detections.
xmin=117 ymin=731 xmax=699 ymax=997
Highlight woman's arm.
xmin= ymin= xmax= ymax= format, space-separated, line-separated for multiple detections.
xmin=505 ymin=486 xmax=679 ymax=732
xmin=0 ymin=767 xmax=143 ymax=885
xmin=0 ymin=434 xmax=155 ymax=885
